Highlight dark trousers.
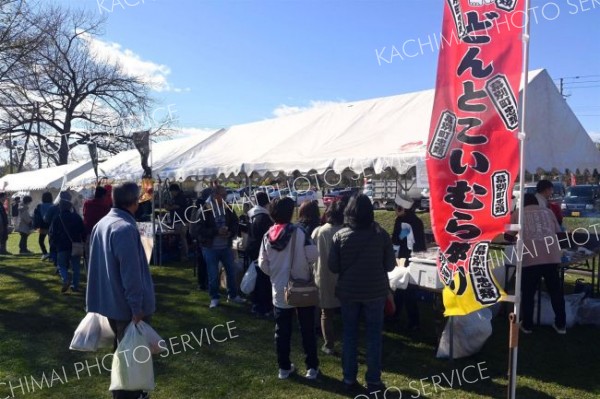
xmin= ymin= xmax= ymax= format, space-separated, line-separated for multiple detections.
xmin=274 ymin=306 xmax=319 ymax=371
xmin=18 ymin=233 xmax=29 ymax=252
xmin=196 ymin=245 xmax=208 ymax=289
xmin=520 ymin=263 xmax=566 ymax=330
xmin=108 ymin=319 xmax=151 ymax=399
xmin=253 ymin=266 xmax=273 ymax=314
xmin=0 ymin=235 xmax=7 ymax=253
xmin=39 ymin=231 xmax=48 ymax=254
xmin=394 ymin=286 xmax=420 ymax=327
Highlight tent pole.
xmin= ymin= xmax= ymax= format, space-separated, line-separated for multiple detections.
xmin=508 ymin=2 xmax=531 ymax=398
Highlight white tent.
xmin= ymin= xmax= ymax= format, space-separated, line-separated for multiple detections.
xmin=69 ymin=130 xmax=223 ymax=186
xmin=0 ymin=160 xmax=92 ymax=192
xmin=161 ymin=69 xmax=600 ymax=181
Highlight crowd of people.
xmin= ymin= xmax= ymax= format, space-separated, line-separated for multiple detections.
xmin=0 ymin=178 xmax=574 ymax=397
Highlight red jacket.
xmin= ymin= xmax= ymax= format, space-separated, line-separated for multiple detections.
xmin=83 ymin=198 xmax=111 ymax=238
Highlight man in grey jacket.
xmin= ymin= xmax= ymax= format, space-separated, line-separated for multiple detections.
xmin=87 ymin=182 xmax=155 ymax=399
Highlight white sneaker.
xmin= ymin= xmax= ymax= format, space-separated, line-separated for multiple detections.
xmin=209 ymin=299 xmax=219 ymax=308
xmin=305 ymin=368 xmax=319 ymax=380
xmin=228 ymin=296 xmax=246 ymax=304
xmin=552 ymin=323 xmax=566 ymax=335
xmin=278 ymin=364 xmax=295 ymax=380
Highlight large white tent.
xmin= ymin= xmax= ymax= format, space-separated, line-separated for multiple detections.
xmin=69 ymin=130 xmax=224 ymax=186
xmin=0 ymin=160 xmax=92 ymax=193
xmin=160 ymin=69 xmax=600 ymax=182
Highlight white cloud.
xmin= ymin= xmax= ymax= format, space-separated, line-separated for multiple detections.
xmin=81 ymin=33 xmax=189 ymax=93
xmin=588 ymin=131 xmax=600 ymax=142
xmin=272 ymin=100 xmax=345 ymax=118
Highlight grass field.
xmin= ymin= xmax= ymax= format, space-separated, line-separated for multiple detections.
xmin=0 ymin=214 xmax=599 ymax=399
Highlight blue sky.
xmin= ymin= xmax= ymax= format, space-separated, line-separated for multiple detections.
xmin=53 ymin=0 xmax=600 ymax=137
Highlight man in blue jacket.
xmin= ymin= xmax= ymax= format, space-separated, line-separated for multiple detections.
xmin=87 ymin=182 xmax=155 ymax=399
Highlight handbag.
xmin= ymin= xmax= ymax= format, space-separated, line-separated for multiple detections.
xmin=284 ymin=228 xmax=319 ymax=307
xmin=60 ymin=214 xmax=84 ymax=257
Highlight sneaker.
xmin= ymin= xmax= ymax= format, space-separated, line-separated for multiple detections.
xmin=41 ymin=254 xmax=50 ymax=261
xmin=552 ymin=323 xmax=567 ymax=335
xmin=209 ymin=299 xmax=220 ymax=308
xmin=228 ymin=296 xmax=246 ymax=304
xmin=278 ymin=364 xmax=295 ymax=380
xmin=343 ymin=379 xmax=363 ymax=393
xmin=61 ymin=281 xmax=70 ymax=293
xmin=305 ymin=368 xmax=319 ymax=380
xmin=519 ymin=325 xmax=532 ymax=334
xmin=366 ymin=381 xmax=387 ymax=394
xmin=19 ymin=250 xmax=33 ymax=255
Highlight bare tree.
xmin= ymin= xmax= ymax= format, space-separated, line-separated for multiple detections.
xmin=0 ymin=4 xmax=163 ymax=167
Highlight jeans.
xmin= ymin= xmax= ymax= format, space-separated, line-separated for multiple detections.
xmin=253 ymin=265 xmax=273 ymax=314
xmin=57 ymin=250 xmax=81 ymax=289
xmin=19 ymin=233 xmax=29 ymax=252
xmin=341 ymin=297 xmax=386 ymax=384
xmin=174 ymin=223 xmax=189 ymax=260
xmin=273 ymin=306 xmax=319 ymax=371
xmin=521 ymin=263 xmax=566 ymax=329
xmin=203 ymin=247 xmax=238 ymax=300
xmin=196 ymin=245 xmax=208 ymax=289
xmin=39 ymin=231 xmax=48 ymax=254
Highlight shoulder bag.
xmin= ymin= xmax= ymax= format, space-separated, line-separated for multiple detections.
xmin=60 ymin=214 xmax=84 ymax=257
xmin=284 ymin=228 xmax=319 ymax=307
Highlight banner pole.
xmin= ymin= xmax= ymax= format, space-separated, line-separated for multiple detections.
xmin=508 ymin=1 xmax=532 ymax=398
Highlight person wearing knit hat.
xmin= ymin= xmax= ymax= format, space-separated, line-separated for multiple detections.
xmin=391 ymin=194 xmax=427 ymax=331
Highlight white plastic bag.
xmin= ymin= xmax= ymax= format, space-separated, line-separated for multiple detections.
xmin=70 ymin=313 xmax=115 ymax=352
xmin=388 ymin=265 xmax=410 ymax=291
xmin=109 ymin=322 xmax=155 ymax=392
xmin=533 ymin=292 xmax=585 ymax=328
xmin=436 ymin=309 xmax=492 ymax=359
xmin=136 ymin=321 xmax=166 ymax=355
xmin=577 ymin=298 xmax=600 ymax=326
xmin=240 ymin=261 xmax=258 ymax=295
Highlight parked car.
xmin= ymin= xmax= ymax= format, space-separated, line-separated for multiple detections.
xmin=420 ymin=188 xmax=430 ymax=211
xmin=289 ymin=190 xmax=317 ymax=205
xmin=513 ymin=181 xmax=566 ymax=205
xmin=226 ymin=189 xmax=241 ymax=203
xmin=561 ymin=185 xmax=600 ymax=217
xmin=323 ymin=187 xmax=359 ymax=207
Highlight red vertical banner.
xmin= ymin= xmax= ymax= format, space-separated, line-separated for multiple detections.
xmin=427 ymin=0 xmax=524 ymax=316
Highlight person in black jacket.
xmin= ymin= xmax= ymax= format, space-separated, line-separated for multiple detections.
xmin=247 ymin=192 xmax=274 ymax=317
xmin=0 ymin=192 xmax=9 ymax=255
xmin=196 ymin=185 xmax=243 ymax=308
xmin=329 ymin=194 xmax=396 ymax=393
xmin=50 ymin=191 xmax=84 ymax=293
xmin=391 ymin=195 xmax=426 ymax=330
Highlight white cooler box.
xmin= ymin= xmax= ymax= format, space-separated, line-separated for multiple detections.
xmin=407 ymin=257 xmax=444 ymax=290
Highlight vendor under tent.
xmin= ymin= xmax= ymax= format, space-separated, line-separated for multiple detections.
xmin=0 ymin=160 xmax=93 ymax=208
xmin=160 ymin=69 xmax=600 ymax=183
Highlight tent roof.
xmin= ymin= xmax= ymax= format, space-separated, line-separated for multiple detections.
xmin=161 ymin=69 xmax=600 ymax=180
xmin=69 ymin=130 xmax=223 ymax=186
xmin=0 ymin=160 xmax=92 ymax=192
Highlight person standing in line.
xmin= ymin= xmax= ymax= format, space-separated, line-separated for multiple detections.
xmin=391 ymin=195 xmax=427 ymax=331
xmin=0 ymin=192 xmax=9 ymax=255
xmin=164 ymin=183 xmax=190 ymax=262
xmin=50 ymin=192 xmax=84 ymax=293
xmin=16 ymin=196 xmax=33 ymax=254
xmin=247 ymin=192 xmax=274 ymax=317
xmin=536 ymin=179 xmax=563 ymax=226
xmin=33 ymin=192 xmax=54 ymax=260
xmin=11 ymin=196 xmax=19 ymax=227
xmin=312 ymin=198 xmax=348 ymax=356
xmin=197 ymin=185 xmax=244 ymax=308
xmin=297 ymin=200 xmax=321 ymax=237
xmin=328 ymin=194 xmax=396 ymax=393
xmin=87 ymin=182 xmax=156 ymax=399
xmin=258 ymin=197 xmax=320 ymax=380
xmin=83 ymin=186 xmax=111 ymax=239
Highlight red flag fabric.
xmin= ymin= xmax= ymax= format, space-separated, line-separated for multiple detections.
xmin=426 ymin=0 xmax=524 ymax=316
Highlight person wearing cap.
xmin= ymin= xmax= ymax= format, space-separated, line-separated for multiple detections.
xmin=391 ymin=195 xmax=426 ymax=331
xmin=0 ymin=192 xmax=10 ymax=255
xmin=50 ymin=191 xmax=85 ymax=293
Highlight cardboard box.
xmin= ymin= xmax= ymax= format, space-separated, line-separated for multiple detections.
xmin=407 ymin=261 xmax=443 ymax=290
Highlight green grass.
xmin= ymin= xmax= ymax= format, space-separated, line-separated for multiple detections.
xmin=1 ymin=231 xmax=599 ymax=399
